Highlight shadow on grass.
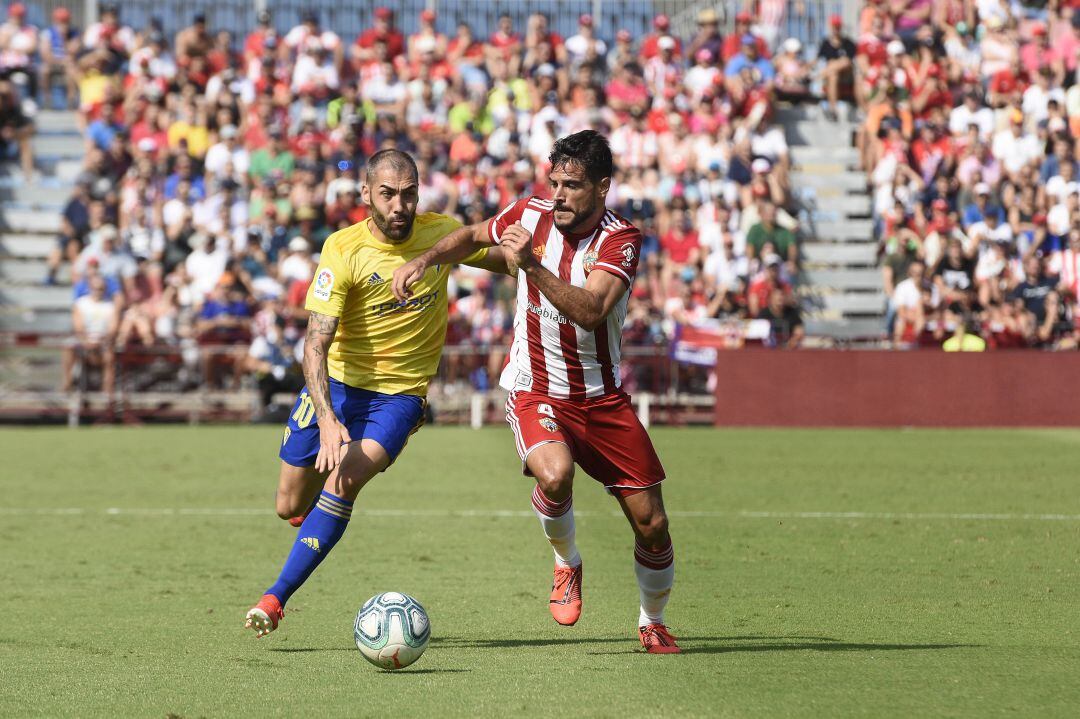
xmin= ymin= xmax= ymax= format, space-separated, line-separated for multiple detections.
xmin=429 ymin=635 xmax=980 ymax=656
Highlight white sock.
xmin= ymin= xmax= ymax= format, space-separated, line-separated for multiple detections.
xmin=634 ymin=539 xmax=674 ymax=626
xmin=531 ymin=485 xmax=580 ymax=567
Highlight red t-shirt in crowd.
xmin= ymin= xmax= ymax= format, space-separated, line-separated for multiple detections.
xmin=661 ymin=228 xmax=700 ymax=264
xmin=355 ymin=28 xmax=406 ymax=59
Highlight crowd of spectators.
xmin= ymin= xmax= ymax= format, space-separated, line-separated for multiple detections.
xmin=22 ymin=3 xmax=821 ymax=404
xmin=848 ymin=0 xmax=1080 ymax=350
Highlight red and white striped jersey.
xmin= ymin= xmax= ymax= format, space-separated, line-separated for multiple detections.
xmin=488 ymin=196 xmax=641 ymax=401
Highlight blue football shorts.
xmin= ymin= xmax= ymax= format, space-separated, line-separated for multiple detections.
xmin=279 ymin=379 xmax=426 ymax=468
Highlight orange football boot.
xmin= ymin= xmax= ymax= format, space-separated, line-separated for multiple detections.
xmin=549 ymin=563 xmax=583 ymax=625
xmin=638 ymin=623 xmax=681 ymax=654
xmin=245 ymin=594 xmax=283 ymax=638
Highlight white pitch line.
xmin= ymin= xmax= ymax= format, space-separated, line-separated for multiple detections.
xmin=0 ymin=508 xmax=1079 ymax=521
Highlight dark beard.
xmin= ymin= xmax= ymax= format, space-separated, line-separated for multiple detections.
xmin=553 ymin=199 xmax=597 ymax=234
xmin=370 ymin=205 xmax=414 ymax=242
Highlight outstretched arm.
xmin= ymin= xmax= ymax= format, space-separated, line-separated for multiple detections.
xmin=502 ymin=222 xmax=628 ymax=332
xmin=391 ymin=222 xmax=508 ymax=300
xmin=303 ymin=311 xmax=352 ymax=473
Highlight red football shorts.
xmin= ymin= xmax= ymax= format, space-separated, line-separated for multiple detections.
xmin=505 ymin=389 xmax=666 ymax=495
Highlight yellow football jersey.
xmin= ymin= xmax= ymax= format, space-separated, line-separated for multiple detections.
xmin=304 ymin=212 xmax=488 ymax=396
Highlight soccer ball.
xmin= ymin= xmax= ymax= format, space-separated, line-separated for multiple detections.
xmin=353 ymin=592 xmax=430 ymax=670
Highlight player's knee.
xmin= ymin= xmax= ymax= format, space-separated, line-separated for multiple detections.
xmin=533 ymin=461 xmax=574 ymax=502
xmin=637 ymin=511 xmax=670 ymax=546
xmin=275 ymin=492 xmax=305 ymax=520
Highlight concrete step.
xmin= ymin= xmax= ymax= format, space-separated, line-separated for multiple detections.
xmin=0 ymin=233 xmax=54 ymax=259
xmin=0 ymin=259 xmax=67 ymax=284
xmin=774 ymin=102 xmax=859 ymax=124
xmin=35 ymin=110 xmax=81 ymax=134
xmin=786 ymin=121 xmax=857 ymax=147
xmin=804 ymin=317 xmax=885 ymax=340
xmin=818 ymin=293 xmax=887 ymax=315
xmin=0 ymin=307 xmax=72 ymax=334
xmin=32 ymin=134 xmax=86 ymax=159
xmin=1 ymin=284 xmax=72 ymax=310
xmin=801 ymin=243 xmax=878 ymax=266
xmin=792 ymin=145 xmax=859 ymax=166
xmin=792 ymin=171 xmax=867 ymax=193
xmin=1 ymin=208 xmax=62 ymax=234
xmin=798 ymin=193 xmax=872 ymax=217
xmin=809 ymin=219 xmax=875 ymax=242
xmin=0 ymin=183 xmax=72 ymax=207
xmin=802 ymin=268 xmax=883 ymax=291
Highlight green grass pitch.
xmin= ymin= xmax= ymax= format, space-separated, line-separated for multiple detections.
xmin=1 ymin=426 xmax=1079 ymax=717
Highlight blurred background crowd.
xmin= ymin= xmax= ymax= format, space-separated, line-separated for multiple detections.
xmin=4 ymin=0 xmax=1077 ymax=411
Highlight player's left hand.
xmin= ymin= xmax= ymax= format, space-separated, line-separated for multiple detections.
xmin=501 ymin=222 xmax=534 ymax=273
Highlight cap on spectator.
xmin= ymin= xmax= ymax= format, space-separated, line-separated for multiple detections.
xmin=616 ymin=29 xmax=631 ymax=42
xmin=696 ymin=48 xmax=712 ymax=62
xmin=974 ymin=182 xmax=991 ymax=195
xmin=1049 ymin=116 xmax=1067 ymax=133
xmin=783 ymin=38 xmax=801 ymax=53
xmin=257 ymin=9 xmax=271 ymax=24
xmin=1010 ymin=108 xmax=1024 ymax=124
xmin=735 ymin=11 xmax=752 ymax=23
xmin=53 ymin=7 xmax=70 ymax=21
xmin=302 ymin=9 xmax=318 ymax=23
xmin=420 ymin=8 xmax=436 ymax=22
xmin=699 ymin=9 xmax=719 ymax=24
xmin=932 ymin=198 xmax=948 ymax=211
xmin=1032 ymin=23 xmax=1047 ymax=37
xmin=296 ymin=206 xmax=319 ymax=221
xmin=374 ymin=7 xmax=393 ymax=20
xmin=751 ymin=158 xmax=771 ymax=174
xmin=8 ymin=3 xmax=25 ymax=17
xmin=654 ymin=14 xmax=670 ymax=29
xmin=829 ymin=14 xmax=843 ymax=27
xmin=137 ymin=137 xmax=157 ymax=153
xmin=220 ymin=124 xmax=238 ymax=139
xmin=887 ymin=39 xmax=905 ymax=56
xmin=98 ymin=224 xmax=119 ymax=242
xmin=658 ymin=36 xmax=676 ymax=50
xmin=1069 ymin=183 xmax=1080 ymax=196
xmin=289 ymin=237 xmax=311 ymax=252
xmin=955 ymin=21 xmax=969 ymax=35
xmin=764 ymin=253 xmax=782 ymax=267
xmin=535 ymin=63 xmax=556 ymax=77
xmin=194 ymin=12 xmax=206 ymax=24
xmin=86 ymin=257 xmax=100 ymax=267
xmin=579 ymin=14 xmax=593 ymax=27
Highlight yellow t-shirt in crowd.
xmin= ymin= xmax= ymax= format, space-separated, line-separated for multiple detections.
xmin=304 ymin=213 xmax=488 ymax=396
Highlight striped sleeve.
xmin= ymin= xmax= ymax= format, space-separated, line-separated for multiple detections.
xmin=593 ymin=219 xmax=641 ymax=286
xmin=487 ymin=197 xmax=535 ymax=244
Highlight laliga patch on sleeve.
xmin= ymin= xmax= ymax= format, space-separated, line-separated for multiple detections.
xmin=313 ymin=268 xmax=334 ymax=301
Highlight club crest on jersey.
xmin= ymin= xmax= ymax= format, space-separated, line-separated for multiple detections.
xmin=583 ymin=250 xmax=599 ymax=273
xmin=539 ymin=418 xmax=559 ymax=433
xmin=313 ymin=268 xmax=334 ymax=301
xmin=533 ymin=244 xmax=546 ymax=260
xmin=620 ymin=243 xmax=636 ymax=268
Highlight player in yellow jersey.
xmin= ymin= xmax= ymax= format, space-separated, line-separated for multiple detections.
xmin=245 ymin=150 xmax=504 ymax=637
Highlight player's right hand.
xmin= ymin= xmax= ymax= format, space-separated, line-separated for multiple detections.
xmin=391 ymin=259 xmax=427 ymax=302
xmin=315 ymin=418 xmax=353 ymax=474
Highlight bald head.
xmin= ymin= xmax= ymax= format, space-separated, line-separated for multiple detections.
xmin=365 ymin=149 xmax=418 ymax=187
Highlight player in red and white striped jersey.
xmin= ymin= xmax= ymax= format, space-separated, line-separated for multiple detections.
xmin=392 ymin=131 xmax=679 ymax=654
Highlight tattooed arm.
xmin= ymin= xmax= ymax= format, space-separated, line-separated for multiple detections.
xmin=304 ymin=310 xmax=352 ymax=473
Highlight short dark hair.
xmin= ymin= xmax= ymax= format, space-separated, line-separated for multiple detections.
xmin=366 ymin=149 xmax=418 ymax=185
xmin=548 ymin=130 xmax=613 ymax=184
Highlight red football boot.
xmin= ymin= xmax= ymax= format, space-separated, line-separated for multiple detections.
xmin=244 ymin=594 xmax=283 ymax=638
xmin=549 ymin=563 xmax=583 ymax=626
xmin=638 ymin=623 xmax=681 ymax=654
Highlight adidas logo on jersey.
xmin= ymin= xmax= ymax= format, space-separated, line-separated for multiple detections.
xmin=367 ymin=272 xmax=384 ymax=286
xmin=300 ymin=537 xmax=321 ymax=553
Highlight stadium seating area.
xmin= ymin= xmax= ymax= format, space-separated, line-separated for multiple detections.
xmin=2 ymin=1 xmax=1078 ymax=414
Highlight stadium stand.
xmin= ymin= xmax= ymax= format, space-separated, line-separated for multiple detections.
xmin=2 ymin=0 xmax=1076 ymax=424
